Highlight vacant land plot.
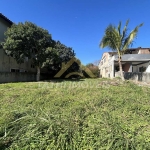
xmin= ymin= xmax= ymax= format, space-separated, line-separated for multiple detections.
xmin=0 ymin=78 xmax=150 ymax=149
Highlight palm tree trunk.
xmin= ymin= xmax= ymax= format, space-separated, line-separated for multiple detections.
xmin=118 ymin=57 xmax=125 ymax=81
xmin=36 ymin=66 xmax=40 ymax=81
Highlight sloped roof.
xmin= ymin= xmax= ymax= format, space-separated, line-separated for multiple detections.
xmin=0 ymin=13 xmax=13 ymax=25
xmin=107 ymin=52 xmax=117 ymax=55
xmin=114 ymin=54 xmax=150 ymax=62
xmin=126 ymin=47 xmax=150 ymax=50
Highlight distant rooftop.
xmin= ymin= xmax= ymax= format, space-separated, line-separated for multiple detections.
xmin=0 ymin=13 xmax=13 ymax=25
xmin=126 ymin=47 xmax=150 ymax=51
xmin=125 ymin=47 xmax=150 ymax=54
xmin=107 ymin=47 xmax=150 ymax=54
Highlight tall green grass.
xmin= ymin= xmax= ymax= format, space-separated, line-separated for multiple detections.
xmin=0 ymin=79 xmax=150 ymax=149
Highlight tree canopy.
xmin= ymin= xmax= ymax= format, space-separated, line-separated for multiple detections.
xmin=45 ymin=40 xmax=77 ymax=77
xmin=85 ymin=63 xmax=99 ymax=77
xmin=2 ymin=21 xmax=80 ymax=80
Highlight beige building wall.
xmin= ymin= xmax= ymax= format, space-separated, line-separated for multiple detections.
xmin=130 ymin=48 xmax=150 ymax=54
xmin=0 ymin=16 xmax=36 ymax=73
xmin=99 ymin=52 xmax=111 ymax=77
xmin=0 ymin=18 xmax=9 ymax=42
xmin=138 ymin=48 xmax=150 ymax=54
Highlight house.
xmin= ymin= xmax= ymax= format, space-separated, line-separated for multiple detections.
xmin=99 ymin=48 xmax=150 ymax=78
xmin=0 ymin=13 xmax=37 ymax=73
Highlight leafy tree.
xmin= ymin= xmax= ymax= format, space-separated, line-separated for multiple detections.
xmin=2 ymin=22 xmax=56 ymax=81
xmin=62 ymin=58 xmax=82 ymax=78
xmin=99 ymin=20 xmax=143 ymax=81
xmin=93 ymin=60 xmax=100 ymax=66
xmin=54 ymin=41 xmax=75 ymax=62
xmin=46 ymin=40 xmax=76 ymax=77
xmin=85 ymin=63 xmax=99 ymax=77
xmin=86 ymin=63 xmax=94 ymax=68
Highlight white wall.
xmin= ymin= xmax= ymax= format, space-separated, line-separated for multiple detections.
xmin=133 ymin=62 xmax=150 ymax=73
xmin=146 ymin=64 xmax=150 ymax=72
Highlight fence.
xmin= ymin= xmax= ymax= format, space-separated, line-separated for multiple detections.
xmin=115 ymin=72 xmax=150 ymax=82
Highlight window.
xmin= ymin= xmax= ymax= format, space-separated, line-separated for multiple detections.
xmin=10 ymin=54 xmax=13 ymax=57
xmin=10 ymin=69 xmax=19 ymax=72
xmin=115 ymin=66 xmax=119 ymax=72
xmin=139 ymin=66 xmax=146 ymax=72
xmin=31 ymin=64 xmax=35 ymax=68
xmin=24 ymin=57 xmax=28 ymax=62
xmin=20 ymin=69 xmax=26 ymax=72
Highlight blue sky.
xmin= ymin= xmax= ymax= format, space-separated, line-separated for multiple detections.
xmin=1 ymin=0 xmax=150 ymax=65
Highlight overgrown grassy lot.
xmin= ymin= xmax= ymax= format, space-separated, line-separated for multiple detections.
xmin=0 ymin=78 xmax=150 ymax=149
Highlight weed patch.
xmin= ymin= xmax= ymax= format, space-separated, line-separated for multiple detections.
xmin=0 ymin=79 xmax=150 ymax=149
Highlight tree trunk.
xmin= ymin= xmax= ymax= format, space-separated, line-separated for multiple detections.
xmin=36 ymin=66 xmax=40 ymax=81
xmin=118 ymin=56 xmax=125 ymax=81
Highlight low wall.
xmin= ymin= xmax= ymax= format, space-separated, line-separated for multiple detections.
xmin=124 ymin=72 xmax=150 ymax=82
xmin=116 ymin=72 xmax=150 ymax=82
xmin=0 ymin=72 xmax=36 ymax=83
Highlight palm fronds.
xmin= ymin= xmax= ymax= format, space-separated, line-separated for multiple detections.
xmin=122 ymin=23 xmax=143 ymax=51
xmin=100 ymin=20 xmax=143 ymax=53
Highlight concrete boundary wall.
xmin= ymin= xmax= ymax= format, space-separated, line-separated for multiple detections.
xmin=124 ymin=72 xmax=150 ymax=82
xmin=116 ymin=72 xmax=150 ymax=82
xmin=0 ymin=72 xmax=36 ymax=83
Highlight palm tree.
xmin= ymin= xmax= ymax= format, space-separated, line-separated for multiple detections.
xmin=99 ymin=20 xmax=143 ymax=81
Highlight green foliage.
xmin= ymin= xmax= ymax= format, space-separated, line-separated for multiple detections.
xmin=0 ymin=79 xmax=150 ymax=149
xmin=46 ymin=41 xmax=77 ymax=77
xmin=100 ymin=20 xmax=143 ymax=53
xmin=3 ymin=22 xmax=54 ymax=66
xmin=2 ymin=22 xmax=60 ymax=81
xmin=2 ymin=21 xmax=80 ymax=79
xmin=62 ymin=62 xmax=82 ymax=79
xmin=85 ymin=63 xmax=99 ymax=77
